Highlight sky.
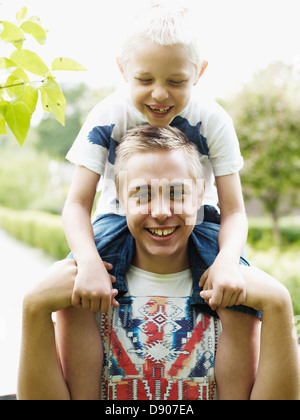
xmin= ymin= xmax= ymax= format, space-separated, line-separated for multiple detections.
xmin=1 ymin=0 xmax=300 ymax=99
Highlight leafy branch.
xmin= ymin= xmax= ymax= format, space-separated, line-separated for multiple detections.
xmin=0 ymin=6 xmax=87 ymax=145
xmin=0 ymin=79 xmax=44 ymax=89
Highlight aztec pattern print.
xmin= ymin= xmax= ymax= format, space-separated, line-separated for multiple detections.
xmin=98 ymin=296 xmax=221 ymax=400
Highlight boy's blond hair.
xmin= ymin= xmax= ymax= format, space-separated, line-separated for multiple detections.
xmin=118 ymin=1 xmax=204 ymax=75
xmin=114 ymin=124 xmax=204 ymax=194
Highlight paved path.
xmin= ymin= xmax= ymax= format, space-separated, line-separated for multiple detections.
xmin=0 ymin=228 xmax=54 ymax=396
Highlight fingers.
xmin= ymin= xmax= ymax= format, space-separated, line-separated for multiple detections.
xmin=72 ymin=289 xmax=119 ymax=313
xmin=71 ymin=261 xmax=118 ymax=312
xmin=111 ymin=289 xmax=120 ymax=308
xmin=199 ymin=268 xmax=210 ymax=288
xmin=200 ymin=286 xmax=246 ymax=310
xmin=103 ymin=261 xmax=116 ymax=283
xmin=71 ymin=290 xmax=82 ymax=308
xmin=102 ymin=261 xmax=113 ymax=271
xmin=200 ymin=289 xmax=213 ymax=303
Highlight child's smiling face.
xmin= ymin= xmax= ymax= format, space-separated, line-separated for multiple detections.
xmin=119 ymin=39 xmax=200 ymax=127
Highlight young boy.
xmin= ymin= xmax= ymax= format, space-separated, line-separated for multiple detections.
xmin=57 ymin=3 xmax=260 ymax=399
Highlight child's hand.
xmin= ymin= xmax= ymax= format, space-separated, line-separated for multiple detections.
xmin=199 ymin=257 xmax=246 ymax=311
xmin=72 ymin=258 xmax=119 ymax=313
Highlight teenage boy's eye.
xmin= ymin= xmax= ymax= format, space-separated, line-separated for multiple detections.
xmin=170 ymin=186 xmax=185 ymax=200
xmin=133 ymin=187 xmax=151 ymax=203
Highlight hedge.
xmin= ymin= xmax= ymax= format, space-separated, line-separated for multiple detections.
xmin=247 ymin=224 xmax=300 ymax=249
xmin=0 ymin=207 xmax=70 ymax=260
xmin=1 ymin=207 xmax=299 ymax=259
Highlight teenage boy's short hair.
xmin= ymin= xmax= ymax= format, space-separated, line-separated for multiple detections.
xmin=118 ymin=1 xmax=204 ymax=75
xmin=114 ymin=125 xmax=204 ymax=194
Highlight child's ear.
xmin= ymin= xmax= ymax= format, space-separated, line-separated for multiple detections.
xmin=194 ymin=61 xmax=208 ymax=86
xmin=116 ymin=57 xmax=128 ymax=82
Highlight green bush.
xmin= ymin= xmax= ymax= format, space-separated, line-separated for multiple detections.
xmin=247 ymin=225 xmax=300 ymax=249
xmin=0 ymin=207 xmax=70 ymax=259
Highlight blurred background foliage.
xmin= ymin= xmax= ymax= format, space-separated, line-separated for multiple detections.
xmin=0 ymin=61 xmax=299 ymax=317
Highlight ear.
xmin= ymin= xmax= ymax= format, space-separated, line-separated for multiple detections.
xmin=116 ymin=57 xmax=128 ymax=82
xmin=194 ymin=61 xmax=208 ymax=86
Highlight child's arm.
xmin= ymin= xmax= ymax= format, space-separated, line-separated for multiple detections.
xmin=200 ymin=173 xmax=248 ymax=310
xmin=62 ymin=165 xmax=116 ymax=313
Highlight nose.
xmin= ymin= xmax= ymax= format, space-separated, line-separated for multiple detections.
xmin=151 ymin=84 xmax=169 ymax=102
xmin=151 ymin=194 xmax=172 ymax=221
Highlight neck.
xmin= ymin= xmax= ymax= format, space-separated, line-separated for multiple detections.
xmin=132 ymin=249 xmax=190 ymax=275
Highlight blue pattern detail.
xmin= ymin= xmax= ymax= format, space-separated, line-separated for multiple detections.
xmin=170 ymin=116 xmax=209 ymax=156
xmin=88 ymin=124 xmax=118 ymax=165
xmin=87 ymin=116 xmax=209 ymax=169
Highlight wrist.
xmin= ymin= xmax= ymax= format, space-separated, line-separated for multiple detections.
xmin=215 ymin=250 xmax=240 ymax=266
xmin=74 ymin=250 xmax=100 ymax=266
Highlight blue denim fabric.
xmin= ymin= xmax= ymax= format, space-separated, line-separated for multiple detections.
xmin=67 ymin=206 xmax=261 ymax=319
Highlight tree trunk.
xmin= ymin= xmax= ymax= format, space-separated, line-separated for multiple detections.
xmin=271 ymin=210 xmax=281 ymax=246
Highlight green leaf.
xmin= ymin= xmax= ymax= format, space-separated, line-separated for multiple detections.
xmin=0 ymin=58 xmax=29 ymax=85
xmin=10 ymin=49 xmax=50 ymax=77
xmin=0 ymin=101 xmax=7 ymax=135
xmin=10 ymin=66 xmax=30 ymax=83
xmin=0 ymin=21 xmax=25 ymax=43
xmin=4 ymin=101 xmax=32 ymax=145
xmin=52 ymin=57 xmax=87 ymax=72
xmin=0 ymin=117 xmax=7 ymax=135
xmin=0 ymin=58 xmax=19 ymax=74
xmin=4 ymin=76 xmax=38 ymax=114
xmin=39 ymin=77 xmax=66 ymax=125
xmin=39 ymin=87 xmax=51 ymax=114
xmin=16 ymin=7 xmax=28 ymax=25
xmin=12 ymin=39 xmax=24 ymax=50
xmin=20 ymin=21 xmax=47 ymax=45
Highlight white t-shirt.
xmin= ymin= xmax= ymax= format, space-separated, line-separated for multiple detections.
xmin=125 ymin=265 xmax=193 ymax=297
xmin=66 ymin=86 xmax=244 ymax=218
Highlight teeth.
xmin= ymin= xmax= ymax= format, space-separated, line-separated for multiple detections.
xmin=148 ymin=228 xmax=176 ymax=237
xmin=149 ymin=106 xmax=171 ymax=114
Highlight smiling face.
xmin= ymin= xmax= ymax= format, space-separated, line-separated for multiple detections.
xmin=119 ymin=40 xmax=200 ymax=127
xmin=119 ymin=149 xmax=204 ymax=274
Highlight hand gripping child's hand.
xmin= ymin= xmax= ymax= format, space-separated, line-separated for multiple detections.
xmin=71 ymin=258 xmax=119 ymax=313
xmin=199 ymin=256 xmax=246 ymax=311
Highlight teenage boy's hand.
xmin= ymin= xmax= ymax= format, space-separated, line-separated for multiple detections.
xmin=199 ymin=256 xmax=246 ymax=311
xmin=72 ymin=258 xmax=119 ymax=313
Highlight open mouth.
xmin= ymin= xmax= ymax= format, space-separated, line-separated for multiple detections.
xmin=146 ymin=105 xmax=173 ymax=116
xmin=147 ymin=227 xmax=177 ymax=237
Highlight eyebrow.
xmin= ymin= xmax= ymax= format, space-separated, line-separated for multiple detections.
xmin=128 ymin=182 xmax=192 ymax=196
xmin=169 ymin=73 xmax=189 ymax=78
xmin=128 ymin=184 xmax=150 ymax=197
xmin=133 ymin=71 xmax=152 ymax=77
xmin=133 ymin=71 xmax=189 ymax=78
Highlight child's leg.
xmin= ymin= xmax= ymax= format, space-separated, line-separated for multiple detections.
xmin=55 ymin=306 xmax=102 ymax=400
xmin=215 ymin=309 xmax=260 ymax=400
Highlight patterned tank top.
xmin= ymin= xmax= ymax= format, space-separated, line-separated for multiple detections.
xmin=96 ymin=295 xmax=221 ymax=400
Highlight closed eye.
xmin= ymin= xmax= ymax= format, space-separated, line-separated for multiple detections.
xmin=169 ymin=80 xmax=185 ymax=85
xmin=136 ymin=78 xmax=153 ymax=84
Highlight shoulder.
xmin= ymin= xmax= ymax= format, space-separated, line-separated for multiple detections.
xmin=87 ymin=87 xmax=131 ymax=121
xmin=188 ymin=89 xmax=233 ymax=125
